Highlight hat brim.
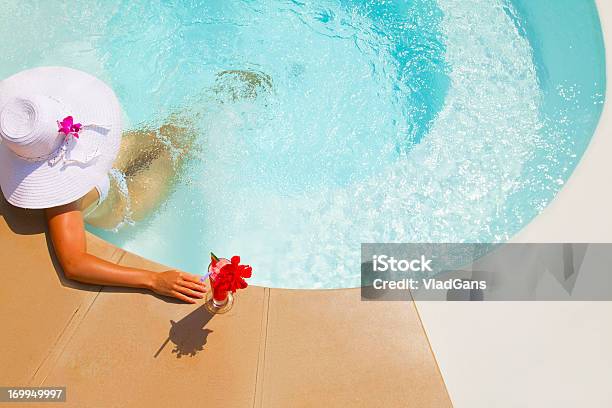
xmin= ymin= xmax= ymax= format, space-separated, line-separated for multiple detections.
xmin=0 ymin=66 xmax=122 ymax=209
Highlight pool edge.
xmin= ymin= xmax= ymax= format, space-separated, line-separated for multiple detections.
xmin=512 ymin=0 xmax=612 ymax=243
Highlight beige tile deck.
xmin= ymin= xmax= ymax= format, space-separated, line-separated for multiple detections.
xmin=1 ymin=195 xmax=451 ymax=407
xmin=259 ymin=289 xmax=452 ymax=408
xmin=0 ymin=196 xmax=121 ymax=386
xmin=42 ymin=251 xmax=267 ymax=408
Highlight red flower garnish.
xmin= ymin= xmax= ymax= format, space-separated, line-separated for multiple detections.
xmin=210 ymin=255 xmax=252 ymax=300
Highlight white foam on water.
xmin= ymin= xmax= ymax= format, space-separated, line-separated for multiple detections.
xmin=120 ymin=0 xmax=543 ymax=288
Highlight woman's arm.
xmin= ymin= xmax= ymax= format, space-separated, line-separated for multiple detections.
xmin=45 ymin=202 xmax=207 ymax=303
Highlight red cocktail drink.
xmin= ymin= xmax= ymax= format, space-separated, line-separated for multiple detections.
xmin=205 ymin=252 xmax=252 ymax=314
xmin=208 ymin=253 xmax=231 ymax=303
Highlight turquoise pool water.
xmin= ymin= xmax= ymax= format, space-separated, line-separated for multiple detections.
xmin=0 ymin=0 xmax=604 ymax=288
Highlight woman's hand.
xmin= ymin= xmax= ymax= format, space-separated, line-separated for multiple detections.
xmin=151 ymin=270 xmax=208 ymax=304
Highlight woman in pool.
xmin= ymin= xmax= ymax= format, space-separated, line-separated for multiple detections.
xmin=0 ymin=66 xmax=267 ymax=303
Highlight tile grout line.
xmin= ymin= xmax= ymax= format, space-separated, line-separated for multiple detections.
xmin=43 ymin=289 xmax=104 ymax=385
xmin=28 ymin=304 xmax=80 ymax=385
xmin=29 ymin=247 xmax=125 ymax=385
xmin=410 ymin=296 xmax=455 ymax=408
xmin=252 ymin=287 xmax=271 ymax=408
xmin=29 ymin=288 xmax=103 ymax=386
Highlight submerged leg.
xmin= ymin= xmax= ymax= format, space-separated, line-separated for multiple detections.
xmin=88 ymin=69 xmax=273 ymax=229
xmin=116 ymin=118 xmax=198 ymax=222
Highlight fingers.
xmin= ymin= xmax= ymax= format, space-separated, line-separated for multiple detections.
xmin=156 ymin=270 xmax=208 ymax=304
xmin=180 ymin=279 xmax=207 ymax=293
xmin=175 ymin=284 xmax=206 ymax=300
xmin=171 ymin=290 xmax=197 ymax=304
xmin=181 ymin=273 xmax=206 ymax=285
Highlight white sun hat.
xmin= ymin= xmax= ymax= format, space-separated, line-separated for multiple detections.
xmin=0 ymin=66 xmax=123 ymax=209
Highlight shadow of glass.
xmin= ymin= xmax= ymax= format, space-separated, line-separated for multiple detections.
xmin=155 ymin=305 xmax=215 ymax=359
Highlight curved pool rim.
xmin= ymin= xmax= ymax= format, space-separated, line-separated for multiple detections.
xmin=0 ymin=1 xmax=606 ymax=288
xmin=85 ymin=0 xmax=604 ymax=289
xmin=514 ymin=0 xmax=612 ymax=244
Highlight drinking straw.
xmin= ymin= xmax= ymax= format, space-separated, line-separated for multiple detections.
xmin=199 ymin=271 xmax=211 ymax=283
xmin=199 ymin=252 xmax=220 ymax=282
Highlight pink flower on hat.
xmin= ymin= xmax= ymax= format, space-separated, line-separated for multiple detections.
xmin=57 ymin=116 xmax=82 ymax=139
